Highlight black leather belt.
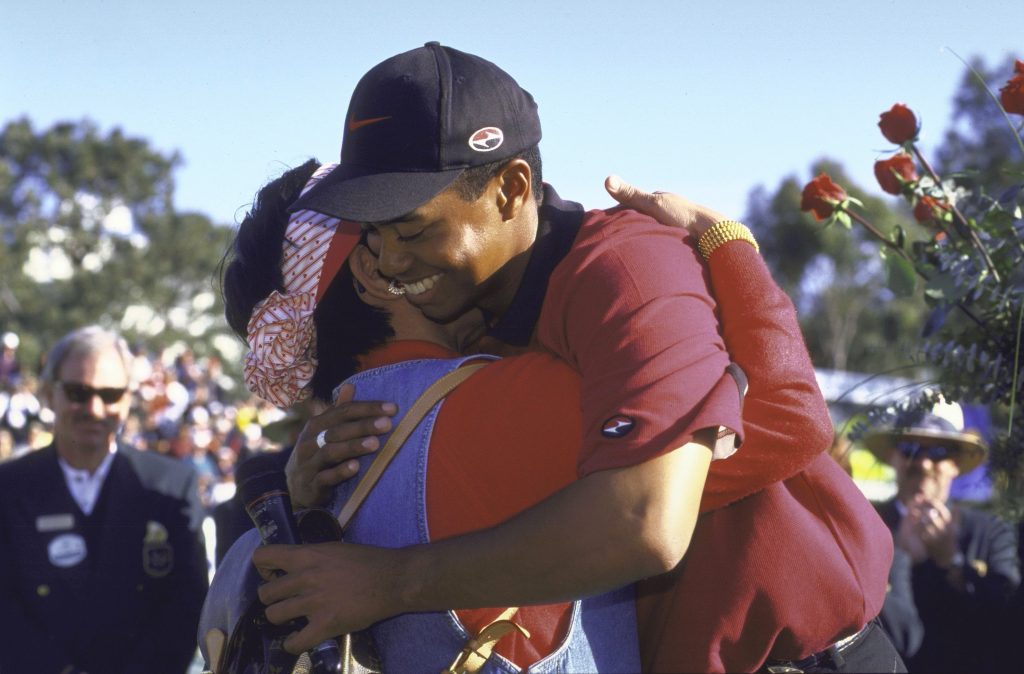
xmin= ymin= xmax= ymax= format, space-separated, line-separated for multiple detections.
xmin=762 ymin=619 xmax=876 ymax=673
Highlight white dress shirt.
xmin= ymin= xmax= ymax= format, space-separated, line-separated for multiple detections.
xmin=58 ymin=445 xmax=117 ymax=516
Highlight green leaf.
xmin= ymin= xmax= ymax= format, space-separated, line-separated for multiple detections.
xmin=885 ymin=253 xmax=917 ymax=297
xmin=890 ymin=225 xmax=906 ymax=249
xmin=834 ymin=210 xmax=852 ymax=229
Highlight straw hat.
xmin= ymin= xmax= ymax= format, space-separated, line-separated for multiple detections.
xmin=863 ymin=403 xmax=988 ymax=474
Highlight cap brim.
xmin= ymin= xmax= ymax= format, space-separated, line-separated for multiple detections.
xmin=288 ymin=162 xmax=465 ymax=223
xmin=863 ymin=427 xmax=988 ymax=474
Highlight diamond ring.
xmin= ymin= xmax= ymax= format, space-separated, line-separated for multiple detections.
xmin=386 ymin=280 xmax=406 ymax=296
xmin=316 ymin=430 xmax=328 ymax=449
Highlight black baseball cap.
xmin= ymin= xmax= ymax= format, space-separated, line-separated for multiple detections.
xmin=290 ymin=42 xmax=542 ymax=223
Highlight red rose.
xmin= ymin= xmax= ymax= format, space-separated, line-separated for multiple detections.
xmin=873 ymin=153 xmax=918 ymax=195
xmin=878 ymin=103 xmax=918 ymax=144
xmin=999 ymin=59 xmax=1024 ymax=115
xmin=914 ymin=195 xmax=949 ymax=224
xmin=800 ymin=173 xmax=848 ymax=221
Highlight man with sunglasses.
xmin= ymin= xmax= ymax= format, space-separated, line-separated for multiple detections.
xmin=0 ymin=326 xmax=208 ymax=674
xmin=865 ymin=403 xmax=1020 ymax=673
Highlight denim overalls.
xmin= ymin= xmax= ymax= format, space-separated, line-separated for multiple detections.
xmin=329 ymin=356 xmax=640 ymax=673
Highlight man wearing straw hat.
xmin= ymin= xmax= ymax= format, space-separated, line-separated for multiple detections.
xmin=865 ymin=402 xmax=1020 ymax=673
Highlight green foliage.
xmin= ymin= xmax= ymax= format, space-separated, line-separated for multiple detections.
xmin=0 ymin=118 xmax=238 ymax=383
xmin=883 ymin=250 xmax=917 ymax=297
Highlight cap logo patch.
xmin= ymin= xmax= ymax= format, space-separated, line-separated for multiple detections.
xmin=468 ymin=127 xmax=504 ymax=152
xmin=347 ymin=114 xmax=392 ymax=132
xmin=602 ymin=415 xmax=636 ymax=439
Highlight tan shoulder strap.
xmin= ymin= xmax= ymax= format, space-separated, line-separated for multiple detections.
xmin=444 ymin=607 xmax=530 ymax=674
xmin=336 ymin=361 xmax=488 ymax=532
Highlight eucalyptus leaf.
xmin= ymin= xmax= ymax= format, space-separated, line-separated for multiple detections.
xmin=998 ymin=184 xmax=1023 ymax=205
xmin=922 ymin=304 xmax=949 ymax=337
xmin=924 ymin=270 xmax=970 ymax=303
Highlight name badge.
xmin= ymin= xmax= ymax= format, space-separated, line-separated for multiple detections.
xmin=48 ymin=534 xmax=87 ymax=568
xmin=36 ymin=513 xmax=75 ymax=532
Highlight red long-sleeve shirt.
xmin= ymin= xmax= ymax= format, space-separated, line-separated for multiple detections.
xmin=636 ymin=241 xmax=893 ymax=673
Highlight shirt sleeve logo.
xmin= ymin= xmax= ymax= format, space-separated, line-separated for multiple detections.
xmin=601 ymin=415 xmax=636 ymax=438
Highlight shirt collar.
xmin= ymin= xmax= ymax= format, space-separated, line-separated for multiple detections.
xmin=58 ymin=443 xmax=118 ymax=516
xmin=356 ymin=340 xmax=459 ymax=371
xmin=486 ymin=184 xmax=584 ymax=346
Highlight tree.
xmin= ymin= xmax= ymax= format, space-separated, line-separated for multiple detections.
xmin=0 ymin=118 xmax=237 ymax=381
xmin=937 ymin=55 xmax=1024 ymax=192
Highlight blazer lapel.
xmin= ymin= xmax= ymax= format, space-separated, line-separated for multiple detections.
xmin=30 ymin=446 xmax=94 ymax=597
xmin=90 ymin=450 xmax=148 ymax=589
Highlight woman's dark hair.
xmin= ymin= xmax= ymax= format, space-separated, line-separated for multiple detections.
xmin=220 ymin=160 xmax=394 ymax=401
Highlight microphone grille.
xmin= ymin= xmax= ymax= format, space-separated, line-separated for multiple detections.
xmin=236 ymin=452 xmax=290 ymax=505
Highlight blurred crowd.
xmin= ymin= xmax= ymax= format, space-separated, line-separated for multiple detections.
xmin=0 ymin=330 xmax=287 ymax=514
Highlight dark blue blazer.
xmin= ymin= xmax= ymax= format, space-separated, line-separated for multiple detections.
xmin=876 ymin=497 xmax=1020 ymax=674
xmin=0 ymin=444 xmax=208 ymax=674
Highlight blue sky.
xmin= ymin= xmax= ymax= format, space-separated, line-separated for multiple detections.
xmin=2 ymin=0 xmax=1020 ymax=226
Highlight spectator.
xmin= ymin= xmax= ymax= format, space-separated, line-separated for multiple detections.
xmin=867 ymin=401 xmax=1021 ymax=673
xmin=0 ymin=331 xmax=21 ymax=388
xmin=3 ymin=376 xmax=42 ymax=444
xmin=0 ymin=428 xmax=13 ymax=462
xmin=19 ymin=420 xmax=51 ymax=456
xmin=0 ymin=326 xmax=208 ymax=674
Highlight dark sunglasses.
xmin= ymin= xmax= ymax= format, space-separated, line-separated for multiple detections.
xmin=59 ymin=381 xmax=128 ymax=405
xmin=897 ymin=441 xmax=955 ymax=462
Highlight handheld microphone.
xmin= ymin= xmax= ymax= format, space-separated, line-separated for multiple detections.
xmin=238 ymin=453 xmax=343 ymax=674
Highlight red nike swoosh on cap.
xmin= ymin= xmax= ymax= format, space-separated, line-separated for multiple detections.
xmin=348 ymin=115 xmax=392 ymax=132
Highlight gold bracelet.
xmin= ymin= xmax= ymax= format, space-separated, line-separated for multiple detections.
xmin=697 ymin=220 xmax=759 ymax=260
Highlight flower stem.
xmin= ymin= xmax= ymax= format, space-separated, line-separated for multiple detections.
xmin=846 ymin=209 xmax=918 ymax=267
xmin=1010 ymin=299 xmax=1024 ymax=434
xmin=844 ymin=207 xmax=989 ymax=332
xmin=910 ymin=143 xmax=1002 ymax=283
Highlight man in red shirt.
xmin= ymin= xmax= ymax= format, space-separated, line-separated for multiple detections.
xmin=248 ymin=43 xmax=899 ymax=672
xmin=216 ymin=161 xmax=781 ymax=669
xmin=258 ymin=43 xmax=739 ymax=653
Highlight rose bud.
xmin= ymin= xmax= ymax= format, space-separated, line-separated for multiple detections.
xmin=801 ymin=173 xmax=848 ymax=221
xmin=914 ymin=195 xmax=948 ymax=224
xmin=999 ymin=59 xmax=1024 ymax=115
xmin=874 ymin=153 xmax=919 ymax=195
xmin=878 ymin=103 xmax=919 ymax=144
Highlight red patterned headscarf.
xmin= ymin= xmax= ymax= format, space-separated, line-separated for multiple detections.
xmin=243 ymin=164 xmax=361 ymax=407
